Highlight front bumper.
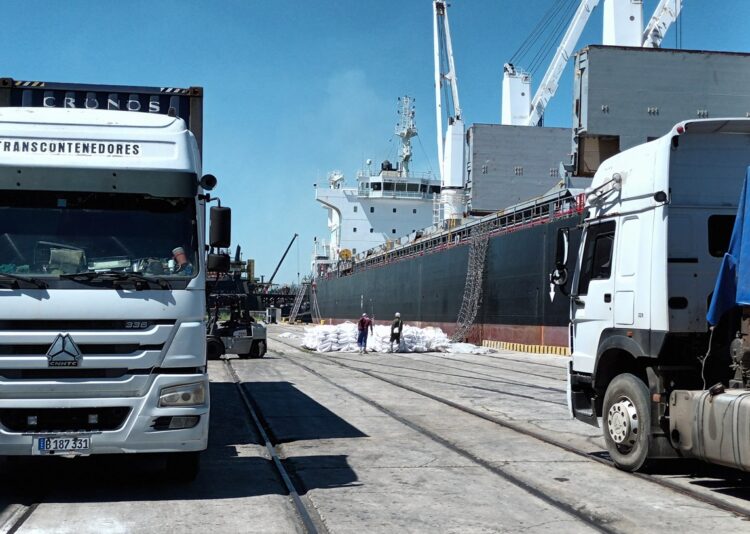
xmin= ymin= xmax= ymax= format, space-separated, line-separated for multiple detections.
xmin=0 ymin=373 xmax=209 ymax=455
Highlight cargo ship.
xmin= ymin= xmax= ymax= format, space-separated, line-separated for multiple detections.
xmin=312 ymin=2 xmax=750 ymax=351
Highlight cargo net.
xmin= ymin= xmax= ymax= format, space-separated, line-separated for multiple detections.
xmin=451 ymin=231 xmax=490 ymax=342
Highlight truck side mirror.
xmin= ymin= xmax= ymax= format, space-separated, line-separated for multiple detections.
xmin=199 ymin=174 xmax=217 ymax=191
xmin=555 ymin=227 xmax=569 ymax=269
xmin=207 ymin=253 xmax=230 ymax=273
xmin=551 ymin=227 xmax=569 ymax=287
xmin=210 ymin=206 xmax=231 ymax=248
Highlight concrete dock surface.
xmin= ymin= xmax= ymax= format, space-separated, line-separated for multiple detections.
xmin=2 ymin=322 xmax=749 ymax=533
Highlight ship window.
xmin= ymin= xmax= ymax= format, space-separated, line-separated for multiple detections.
xmin=407 ymin=183 xmax=419 ymax=192
xmin=429 ymin=186 xmax=441 ymax=194
xmin=708 ymin=215 xmax=735 ymax=257
xmin=369 ymin=228 xmax=373 ymax=233
xmin=384 ymin=182 xmax=394 ymax=191
xmin=353 ymin=206 xmax=358 ymax=212
xmin=353 ymin=227 xmax=357 ymax=233
xmin=420 ymin=185 xmax=427 ymax=192
xmin=577 ymin=221 xmax=615 ymax=296
xmin=392 ymin=229 xmax=396 ymax=234
xmin=393 ymin=208 xmax=397 ymax=213
xmin=372 ymin=182 xmax=382 ymax=191
xmin=370 ymin=207 xmax=374 ymax=213
xmin=413 ymin=209 xmax=417 ymax=214
xmin=396 ymin=182 xmax=406 ymax=192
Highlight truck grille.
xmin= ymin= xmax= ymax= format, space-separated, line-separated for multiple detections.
xmin=0 ymin=368 xmax=130 ymax=379
xmin=0 ymin=320 xmax=174 ymax=330
xmin=0 ymin=344 xmax=163 ymax=355
xmin=0 ymin=407 xmax=131 ymax=432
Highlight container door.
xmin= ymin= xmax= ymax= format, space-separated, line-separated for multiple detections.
xmin=571 ymin=220 xmax=616 ymax=374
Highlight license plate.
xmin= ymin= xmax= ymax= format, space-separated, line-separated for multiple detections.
xmin=233 ymin=329 xmax=247 ymax=337
xmin=33 ymin=436 xmax=90 ymax=455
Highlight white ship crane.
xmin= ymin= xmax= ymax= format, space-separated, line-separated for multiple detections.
xmin=503 ymin=0 xmax=683 ymax=127
xmin=433 ymin=0 xmax=465 ymax=225
xmin=643 ymin=0 xmax=682 ymax=48
xmin=527 ymin=0 xmax=600 ymax=127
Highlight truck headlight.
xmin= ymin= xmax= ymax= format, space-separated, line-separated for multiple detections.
xmin=159 ymin=382 xmax=206 ymax=407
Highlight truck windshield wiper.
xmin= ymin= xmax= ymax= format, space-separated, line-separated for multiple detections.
xmin=61 ymin=270 xmax=171 ymax=290
xmin=0 ymin=273 xmax=48 ymax=289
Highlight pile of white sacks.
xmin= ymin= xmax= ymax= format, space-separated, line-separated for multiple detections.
xmin=301 ymin=322 xmax=493 ymax=354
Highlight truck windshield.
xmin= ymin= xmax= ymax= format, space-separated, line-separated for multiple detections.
xmin=0 ymin=190 xmax=198 ymax=281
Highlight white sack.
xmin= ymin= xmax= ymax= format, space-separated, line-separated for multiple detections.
xmin=301 ymin=322 xmax=491 ymax=354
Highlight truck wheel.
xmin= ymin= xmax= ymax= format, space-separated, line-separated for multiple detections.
xmin=249 ymin=340 xmax=266 ymax=359
xmin=602 ymin=373 xmax=651 ymax=472
xmin=206 ymin=337 xmax=224 ymax=360
xmin=165 ymin=451 xmax=200 ymax=483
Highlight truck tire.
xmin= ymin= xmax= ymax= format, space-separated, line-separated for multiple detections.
xmin=165 ymin=451 xmax=200 ymax=483
xmin=602 ymin=373 xmax=651 ymax=472
xmin=206 ymin=337 xmax=224 ymax=360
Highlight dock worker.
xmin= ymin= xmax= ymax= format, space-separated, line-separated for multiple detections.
xmin=390 ymin=312 xmax=403 ymax=353
xmin=357 ymin=313 xmax=373 ymax=354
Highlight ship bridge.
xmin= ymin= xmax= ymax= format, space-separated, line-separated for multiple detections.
xmin=357 ymin=164 xmax=441 ymax=200
xmin=313 ymin=96 xmax=441 ymax=271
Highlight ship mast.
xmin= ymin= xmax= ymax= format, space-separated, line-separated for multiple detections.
xmin=433 ymin=0 xmax=465 ymax=225
xmin=395 ymin=96 xmax=417 ymax=176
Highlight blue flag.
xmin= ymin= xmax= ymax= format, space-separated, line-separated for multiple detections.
xmin=707 ymin=168 xmax=750 ymax=325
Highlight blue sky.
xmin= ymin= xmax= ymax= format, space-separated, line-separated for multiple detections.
xmin=2 ymin=1 xmax=749 ymax=285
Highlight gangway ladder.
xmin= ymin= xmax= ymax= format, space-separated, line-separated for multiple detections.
xmin=288 ymin=281 xmax=323 ymax=324
xmin=432 ymin=192 xmax=443 ymax=227
xmin=451 ymin=229 xmax=490 ymax=342
xmin=288 ymin=282 xmax=307 ymax=324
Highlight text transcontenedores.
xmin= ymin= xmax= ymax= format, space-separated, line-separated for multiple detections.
xmin=0 ymin=139 xmax=141 ymax=156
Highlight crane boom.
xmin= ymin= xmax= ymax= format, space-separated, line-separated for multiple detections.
xmin=527 ymin=0 xmax=600 ymax=127
xmin=433 ymin=1 xmax=462 ymax=175
xmin=264 ymin=233 xmax=298 ymax=293
xmin=642 ymin=0 xmax=682 ymax=48
xmin=433 ymin=0 xmax=465 ymax=223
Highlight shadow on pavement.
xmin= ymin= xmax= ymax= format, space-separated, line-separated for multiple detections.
xmin=0 ymin=380 xmax=362 ymax=504
xmin=243 ymin=381 xmax=369 ymax=444
xmin=285 ymin=455 xmax=364 ymax=494
xmin=590 ymin=451 xmax=750 ymax=502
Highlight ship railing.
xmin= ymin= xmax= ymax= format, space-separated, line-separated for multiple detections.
xmin=361 ymin=190 xmax=428 ymax=199
xmin=357 ymin=170 xmax=436 ymax=181
xmin=325 ymin=191 xmax=584 ymax=277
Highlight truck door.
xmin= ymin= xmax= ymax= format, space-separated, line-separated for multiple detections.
xmin=571 ymin=220 xmax=616 ymax=373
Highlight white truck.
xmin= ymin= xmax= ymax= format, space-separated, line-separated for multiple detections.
xmin=558 ymin=118 xmax=750 ymax=472
xmin=0 ymin=79 xmax=230 ymax=481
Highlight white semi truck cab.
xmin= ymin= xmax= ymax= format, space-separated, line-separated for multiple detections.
xmin=559 ymin=118 xmax=750 ymax=472
xmin=0 ymin=80 xmax=230 ymax=480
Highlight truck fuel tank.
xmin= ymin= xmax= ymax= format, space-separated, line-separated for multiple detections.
xmin=669 ymin=388 xmax=750 ymax=470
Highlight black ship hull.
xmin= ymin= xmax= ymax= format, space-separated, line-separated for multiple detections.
xmin=316 ymin=213 xmax=581 ymax=348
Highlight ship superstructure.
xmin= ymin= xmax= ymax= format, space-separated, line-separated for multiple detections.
xmin=313 ymin=96 xmax=441 ymax=276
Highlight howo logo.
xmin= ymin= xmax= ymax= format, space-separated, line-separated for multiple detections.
xmin=46 ymin=334 xmax=82 ymax=367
